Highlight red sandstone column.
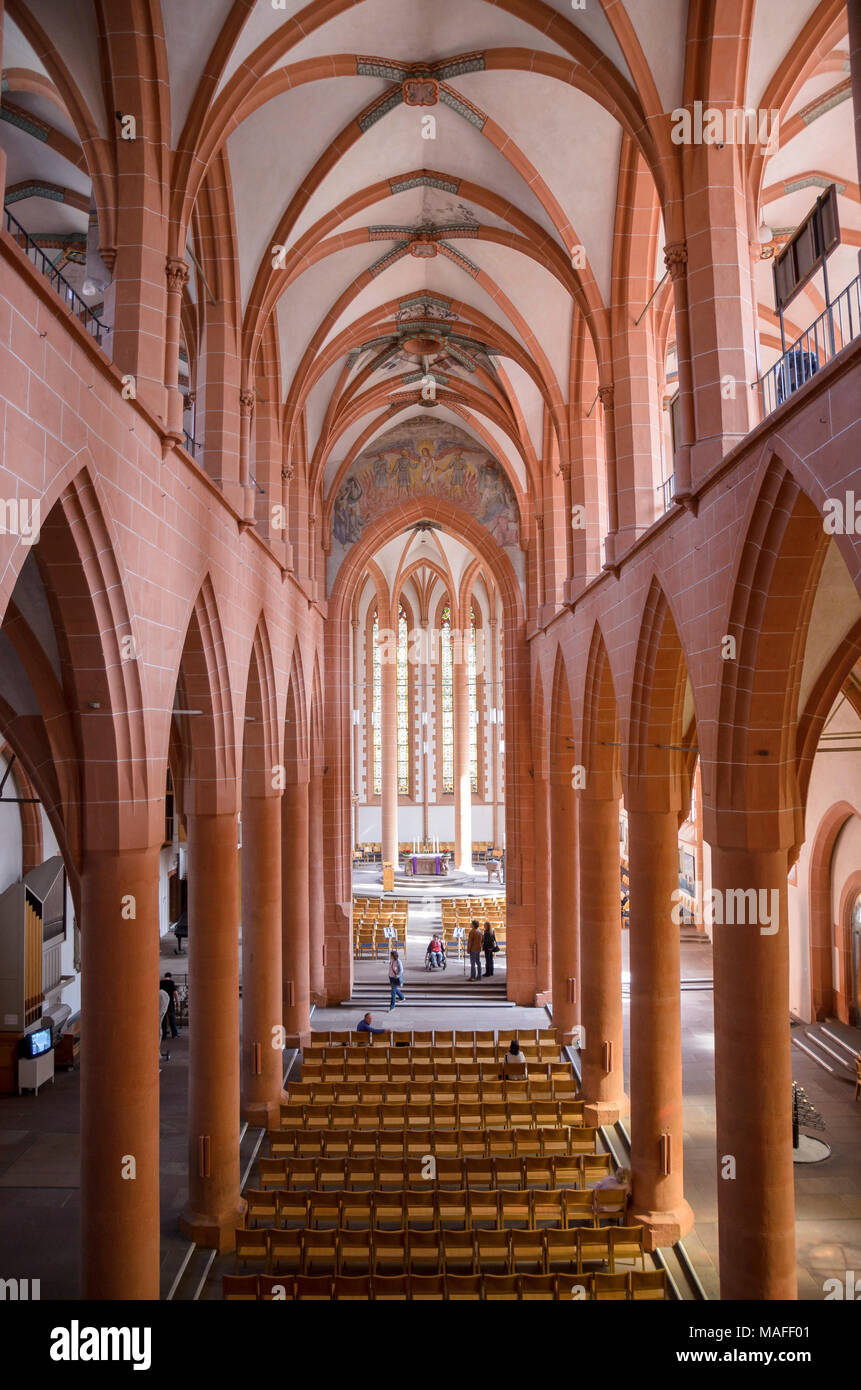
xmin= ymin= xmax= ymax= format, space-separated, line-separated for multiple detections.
xmin=579 ymin=796 xmax=626 ymax=1123
xmin=308 ymin=773 xmax=325 ymax=1001
xmin=550 ymin=778 xmax=579 ymax=1043
xmin=850 ymin=0 xmax=861 ymax=277
xmin=80 ymin=846 xmax=160 ymax=1298
xmin=0 ymin=3 xmax=6 ymax=206
xmin=238 ymin=389 xmax=256 ymax=522
xmin=282 ymin=779 xmax=311 ymax=1046
xmin=627 ymin=809 xmax=694 ymax=1248
xmin=180 ymin=812 xmax=245 ymax=1249
xmin=163 ymin=258 xmax=188 ymax=440
xmin=241 ymin=793 xmax=286 ymax=1127
xmin=453 ymin=629 xmax=472 ymax=870
xmin=534 ymin=771 xmax=552 ymax=998
xmin=664 ymin=243 xmax=694 ymax=500
xmin=710 ymin=845 xmax=796 ymax=1299
xmin=380 ymin=645 xmax=398 ymax=869
xmin=598 ymin=386 xmax=620 ymax=568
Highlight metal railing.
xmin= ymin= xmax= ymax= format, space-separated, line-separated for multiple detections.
xmin=183 ymin=429 xmax=198 ymax=454
xmin=757 ymin=275 xmax=861 ymax=417
xmin=661 ymin=473 xmax=676 ymax=512
xmin=3 ymin=206 xmax=104 ymax=343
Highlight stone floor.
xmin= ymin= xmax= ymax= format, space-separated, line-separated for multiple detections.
xmin=0 ymin=890 xmax=859 ymax=1300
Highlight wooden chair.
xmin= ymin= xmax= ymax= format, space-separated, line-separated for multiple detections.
xmin=475 ymin=1229 xmax=511 ymax=1274
xmin=337 ymin=1227 xmax=372 ymax=1276
xmin=468 ymin=1190 xmax=499 ymax=1229
xmin=519 ymin=1273 xmax=558 ymax=1300
xmin=631 ymin=1269 xmax=668 ymax=1300
xmin=545 ymin=1227 xmax=578 ymax=1275
xmin=561 ymin=1273 xmax=595 ymax=1300
xmin=409 ymin=1273 xmax=446 ymax=1300
xmin=259 ymin=1274 xmax=294 ymax=1300
xmin=595 ymin=1272 xmax=629 ymax=1300
xmin=595 ymin=1186 xmax=628 ymax=1226
xmin=404 ymin=1190 xmax=438 ymax=1230
xmin=610 ymin=1225 xmax=645 ymax=1273
xmin=307 ymin=1191 xmax=340 ymax=1230
xmin=407 ymin=1230 xmax=442 ymax=1274
xmin=577 ymin=1227 xmax=611 ymax=1273
xmin=302 ymin=1229 xmax=338 ymax=1277
xmin=277 ymin=1191 xmax=309 ymax=1229
xmin=340 ymin=1191 xmax=373 ymax=1230
xmin=333 ymin=1274 xmax=372 ymax=1300
xmin=235 ymin=1227 xmax=267 ymax=1272
xmin=295 ymin=1274 xmax=333 ymax=1300
xmin=437 ymin=1189 xmax=469 ymax=1231
xmin=372 ymin=1190 xmax=404 ymax=1230
xmin=532 ymin=1190 xmax=566 ymax=1229
xmin=499 ymin=1189 xmax=531 ymax=1229
xmin=484 ymin=1273 xmax=519 ymax=1300
xmin=258 ymin=1158 xmax=287 ymax=1190
xmin=509 ymin=1229 xmax=545 ymax=1274
xmin=372 ymin=1229 xmax=407 ymax=1275
xmin=446 ymin=1272 xmax=482 ymax=1299
xmin=222 ymin=1273 xmax=259 ymax=1300
xmin=268 ymin=1228 xmax=302 ymax=1276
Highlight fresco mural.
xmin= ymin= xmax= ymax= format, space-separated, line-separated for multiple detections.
xmin=331 ymin=419 xmax=520 ymax=550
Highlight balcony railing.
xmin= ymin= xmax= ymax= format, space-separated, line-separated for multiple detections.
xmin=3 ymin=206 xmax=105 ymax=343
xmin=757 ymin=275 xmax=861 ymax=418
xmin=660 ymin=473 xmax=676 ymax=513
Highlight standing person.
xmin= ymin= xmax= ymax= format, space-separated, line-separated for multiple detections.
xmin=482 ymin=921 xmax=498 ymax=978
xmin=160 ymin=971 xmax=179 ymax=1039
xmin=467 ymin=919 xmax=484 ymax=980
xmin=158 ymin=988 xmax=170 ymax=1061
xmin=388 ymin=951 xmax=405 ymax=1010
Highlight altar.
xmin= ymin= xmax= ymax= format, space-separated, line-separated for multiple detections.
xmin=403 ymin=853 xmax=448 ymax=876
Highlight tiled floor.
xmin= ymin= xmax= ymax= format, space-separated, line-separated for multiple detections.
xmin=0 ymin=902 xmax=859 ymax=1300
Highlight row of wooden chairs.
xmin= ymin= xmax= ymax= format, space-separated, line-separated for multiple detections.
xmin=258 ymin=1153 xmax=613 ymax=1192
xmin=233 ymin=1223 xmax=647 ymax=1277
xmin=303 ymin=1043 xmax=563 ymax=1063
xmin=223 ymin=1270 xmax=666 ymax=1301
xmin=309 ymin=1027 xmax=557 ymax=1047
xmin=245 ymin=1185 xmax=628 ymax=1231
xmin=268 ymin=1127 xmax=598 ymax=1160
xmin=301 ymin=1063 xmax=566 ymax=1086
xmin=354 ymin=897 xmax=408 ymax=911
xmin=285 ymin=1079 xmax=578 ymax=1105
xmin=278 ymin=1100 xmax=587 ymax=1131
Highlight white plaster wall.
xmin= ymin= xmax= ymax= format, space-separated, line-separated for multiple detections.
xmin=0 ymin=753 xmax=23 ymax=894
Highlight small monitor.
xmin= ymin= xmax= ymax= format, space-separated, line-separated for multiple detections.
xmin=20 ymin=1027 xmax=52 ymax=1059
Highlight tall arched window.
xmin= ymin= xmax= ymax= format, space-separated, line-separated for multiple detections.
xmin=468 ymin=604 xmax=478 ymax=794
xmin=371 ymin=609 xmax=382 ymax=795
xmin=440 ymin=602 xmax=454 ymax=794
xmin=397 ymin=602 xmax=410 ymax=795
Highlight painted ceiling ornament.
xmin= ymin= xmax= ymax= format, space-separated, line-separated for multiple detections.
xmin=403 ymin=76 xmax=439 ymax=106
xmin=410 ymin=238 xmax=437 ymax=258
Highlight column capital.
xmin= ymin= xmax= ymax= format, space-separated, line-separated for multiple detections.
xmin=239 ymin=388 xmax=256 ymax=418
xmin=280 ymin=460 xmax=294 ymax=484
xmin=597 ymin=384 xmax=614 ymax=412
xmin=663 ymin=240 xmax=688 ymax=280
xmin=166 ymin=256 xmax=190 ymax=294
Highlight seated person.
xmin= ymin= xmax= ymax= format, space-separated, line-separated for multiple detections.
xmin=426 ymin=935 xmax=445 ymax=969
xmin=356 ymin=1012 xmax=387 ymax=1036
xmin=594 ymin=1166 xmax=631 ymax=1220
xmin=502 ymin=1037 xmax=528 ymax=1079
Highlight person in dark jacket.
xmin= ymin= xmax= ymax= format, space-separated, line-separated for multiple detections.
xmin=467 ymin=920 xmax=483 ymax=979
xmin=482 ymin=921 xmax=498 ymax=978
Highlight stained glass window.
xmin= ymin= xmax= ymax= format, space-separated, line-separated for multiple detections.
xmin=397 ymin=602 xmax=410 ymax=795
xmin=371 ymin=612 xmax=381 ymax=795
xmin=441 ymin=603 xmax=453 ymax=794
xmin=468 ymin=605 xmax=478 ymax=794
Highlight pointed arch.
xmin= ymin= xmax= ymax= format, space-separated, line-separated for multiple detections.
xmin=173 ymin=575 xmax=237 ymax=817
xmin=242 ymin=616 xmax=280 ymax=798
xmin=581 ymin=623 xmax=621 ymax=802
xmin=284 ymin=642 xmax=309 ymax=785
xmin=626 ymin=577 xmax=692 ymax=815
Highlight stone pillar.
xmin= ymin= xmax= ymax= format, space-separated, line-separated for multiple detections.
xmin=490 ymin=618 xmax=500 ymax=849
xmin=80 ymin=846 xmax=160 ymax=1298
xmin=0 ymin=3 xmax=6 ymax=206
xmin=181 ymin=813 xmax=245 ymax=1249
xmin=282 ymin=779 xmax=311 ymax=1046
xmin=579 ymin=796 xmax=626 ymax=1124
xmin=241 ymin=793 xmax=286 ymax=1128
xmin=453 ymin=624 xmax=472 ymax=870
xmin=664 ymin=243 xmax=694 ymax=500
xmin=420 ymin=616 xmax=430 ymax=846
xmin=534 ymin=770 xmax=552 ymax=999
xmin=549 ymin=778 xmax=579 ymax=1043
xmin=380 ymin=642 xmax=398 ymax=869
xmin=558 ymin=462 xmax=574 ymax=588
xmin=598 ymin=386 xmax=619 ymax=569
xmin=163 ymin=257 xmax=189 ymax=441
xmin=238 ymin=389 xmax=257 ymax=522
xmin=627 ymin=808 xmax=694 ymax=1248
xmin=850 ymin=0 xmax=861 ymax=278
xmin=308 ymin=773 xmax=325 ymax=1002
xmin=710 ymin=844 xmax=796 ymax=1299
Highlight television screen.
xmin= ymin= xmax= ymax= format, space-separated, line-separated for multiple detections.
xmin=20 ymin=1028 xmax=52 ymax=1059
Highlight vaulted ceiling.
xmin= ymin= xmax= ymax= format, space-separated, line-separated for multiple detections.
xmin=2 ymin=0 xmax=856 ymax=519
